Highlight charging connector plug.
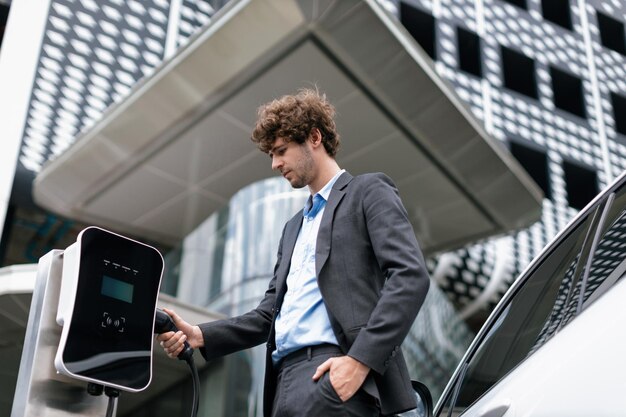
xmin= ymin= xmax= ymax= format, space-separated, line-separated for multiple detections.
xmin=154 ymin=308 xmax=199 ymax=417
xmin=154 ymin=308 xmax=194 ymax=361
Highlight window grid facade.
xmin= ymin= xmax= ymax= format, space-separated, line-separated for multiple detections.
xmin=397 ymin=0 xmax=626 ymax=317
xmin=12 ymin=0 xmax=626 ymax=334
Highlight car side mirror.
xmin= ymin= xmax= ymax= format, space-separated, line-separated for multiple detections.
xmin=412 ymin=380 xmax=433 ymax=417
xmin=395 ymin=380 xmax=433 ymax=417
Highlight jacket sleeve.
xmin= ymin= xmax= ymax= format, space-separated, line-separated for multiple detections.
xmin=347 ymin=173 xmax=430 ymax=375
xmin=198 ymin=224 xmax=285 ymax=361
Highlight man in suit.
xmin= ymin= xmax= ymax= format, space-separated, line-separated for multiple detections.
xmin=158 ymin=88 xmax=430 ymax=416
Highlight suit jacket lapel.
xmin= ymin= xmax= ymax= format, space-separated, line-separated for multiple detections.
xmin=316 ymin=172 xmax=353 ymax=277
xmin=276 ymin=212 xmax=302 ymax=299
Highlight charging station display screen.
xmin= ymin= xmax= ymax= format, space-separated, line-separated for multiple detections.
xmin=101 ymin=275 xmax=134 ymax=303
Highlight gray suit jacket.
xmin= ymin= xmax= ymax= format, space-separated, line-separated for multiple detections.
xmin=199 ymin=172 xmax=430 ymax=416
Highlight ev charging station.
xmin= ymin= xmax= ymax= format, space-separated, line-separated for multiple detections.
xmin=11 ymin=227 xmax=165 ymax=416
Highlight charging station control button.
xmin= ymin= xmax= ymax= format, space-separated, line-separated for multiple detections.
xmin=101 ymin=312 xmax=125 ymax=332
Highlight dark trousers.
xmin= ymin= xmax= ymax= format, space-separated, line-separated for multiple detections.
xmin=271 ymin=345 xmax=380 ymax=417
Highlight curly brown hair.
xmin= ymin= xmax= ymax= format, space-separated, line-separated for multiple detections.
xmin=251 ymin=88 xmax=340 ymax=157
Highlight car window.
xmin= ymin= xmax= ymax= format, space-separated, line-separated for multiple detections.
xmin=558 ymin=184 xmax=626 ymax=326
xmin=437 ymin=209 xmax=598 ymax=417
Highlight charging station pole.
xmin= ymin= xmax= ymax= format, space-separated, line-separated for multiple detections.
xmin=11 ymin=250 xmax=108 ymax=416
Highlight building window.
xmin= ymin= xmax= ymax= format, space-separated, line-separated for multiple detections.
xmin=611 ymin=92 xmax=626 ymax=136
xmin=457 ymin=27 xmax=482 ymax=77
xmin=501 ymin=46 xmax=538 ymax=99
xmin=550 ymin=66 xmax=586 ymax=118
xmin=500 ymin=0 xmax=527 ymax=10
xmin=400 ymin=2 xmax=436 ymax=59
xmin=541 ymin=0 xmax=572 ymax=30
xmin=509 ymin=141 xmax=551 ymax=199
xmin=596 ymin=12 xmax=626 ymax=55
xmin=563 ymin=161 xmax=598 ymax=210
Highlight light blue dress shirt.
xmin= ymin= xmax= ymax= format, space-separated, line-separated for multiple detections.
xmin=272 ymin=169 xmax=345 ymax=364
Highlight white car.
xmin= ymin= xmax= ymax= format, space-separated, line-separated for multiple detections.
xmin=413 ymin=169 xmax=626 ymax=417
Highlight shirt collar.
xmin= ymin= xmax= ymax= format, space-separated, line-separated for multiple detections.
xmin=302 ymin=169 xmax=345 ymax=218
xmin=316 ymin=169 xmax=345 ymax=202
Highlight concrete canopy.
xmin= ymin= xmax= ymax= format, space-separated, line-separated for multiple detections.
xmin=33 ymin=0 xmax=542 ymax=254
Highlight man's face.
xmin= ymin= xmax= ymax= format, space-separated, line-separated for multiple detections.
xmin=269 ymin=137 xmax=315 ymax=189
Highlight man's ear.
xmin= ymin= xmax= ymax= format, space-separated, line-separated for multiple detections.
xmin=309 ymin=128 xmax=322 ymax=148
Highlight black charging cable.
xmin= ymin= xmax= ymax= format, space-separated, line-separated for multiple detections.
xmin=87 ymin=383 xmax=119 ymax=417
xmin=154 ymin=308 xmax=199 ymax=417
xmin=104 ymin=387 xmax=120 ymax=417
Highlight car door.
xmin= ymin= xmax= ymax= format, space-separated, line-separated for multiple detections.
xmin=434 ymin=172 xmax=626 ymax=417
